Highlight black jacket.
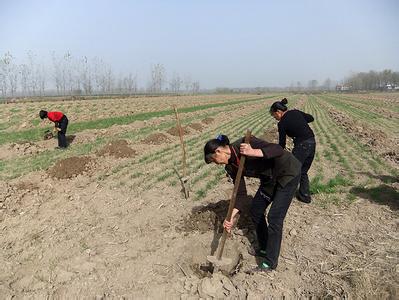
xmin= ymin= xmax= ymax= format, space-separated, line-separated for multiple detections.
xmin=225 ymin=136 xmax=301 ymax=210
xmin=278 ymin=110 xmax=314 ymax=148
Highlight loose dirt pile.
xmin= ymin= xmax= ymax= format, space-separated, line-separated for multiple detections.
xmin=141 ymin=132 xmax=171 ymax=145
xmin=47 ymin=156 xmax=96 ymax=179
xmin=97 ymin=140 xmax=136 ymax=158
xmin=201 ymin=117 xmax=214 ymax=125
xmin=329 ymin=110 xmax=399 ymax=164
xmin=188 ymin=122 xmax=204 ymax=131
xmin=167 ymin=126 xmax=190 ymax=136
xmin=177 ymin=200 xmax=254 ymax=234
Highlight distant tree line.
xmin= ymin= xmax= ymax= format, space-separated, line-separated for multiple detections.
xmin=0 ymin=51 xmax=201 ymax=98
xmin=287 ymin=70 xmax=399 ymax=92
xmin=342 ymin=69 xmax=399 ymax=91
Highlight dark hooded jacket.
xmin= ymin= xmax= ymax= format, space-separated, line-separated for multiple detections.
xmin=225 ymin=136 xmax=301 ymax=210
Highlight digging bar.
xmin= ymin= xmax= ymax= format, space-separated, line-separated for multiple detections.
xmin=207 ymin=129 xmax=251 ymax=270
xmin=173 ymin=105 xmax=190 ymax=199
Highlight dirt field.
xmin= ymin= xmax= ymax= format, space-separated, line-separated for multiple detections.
xmin=0 ymin=93 xmax=398 ymax=298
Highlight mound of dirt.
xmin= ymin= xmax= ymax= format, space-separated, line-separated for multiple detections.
xmin=47 ymin=156 xmax=95 ymax=179
xmin=177 ymin=200 xmax=253 ymax=234
xmin=329 ymin=110 xmax=398 ymax=164
xmin=141 ymin=133 xmax=171 ymax=145
xmin=167 ymin=126 xmax=190 ymax=136
xmin=188 ymin=123 xmax=204 ymax=131
xmin=97 ymin=140 xmax=136 ymax=158
xmin=201 ymin=117 xmax=214 ymax=125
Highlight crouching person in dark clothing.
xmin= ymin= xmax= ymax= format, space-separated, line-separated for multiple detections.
xmin=39 ymin=110 xmax=69 ymax=149
xmin=204 ymin=134 xmax=301 ymax=272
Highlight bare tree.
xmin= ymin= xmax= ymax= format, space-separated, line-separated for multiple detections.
xmin=0 ymin=56 xmax=6 ymax=97
xmin=52 ymin=51 xmax=63 ymax=95
xmin=0 ymin=52 xmax=17 ymax=97
xmin=169 ymin=72 xmax=182 ymax=93
xmin=149 ymin=63 xmax=166 ymax=92
xmin=37 ymin=64 xmax=46 ymax=96
xmin=8 ymin=55 xmax=18 ymax=96
xmin=80 ymin=56 xmax=92 ymax=95
xmin=123 ymin=73 xmax=137 ymax=94
xmin=63 ymin=52 xmax=75 ymax=95
xmin=93 ymin=57 xmax=106 ymax=93
xmin=183 ymin=74 xmax=192 ymax=93
xmin=191 ymin=81 xmax=200 ymax=94
xmin=27 ymin=51 xmax=41 ymax=95
xmin=104 ymin=67 xmax=114 ymax=93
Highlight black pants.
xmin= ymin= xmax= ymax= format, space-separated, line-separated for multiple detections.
xmin=57 ymin=116 xmax=68 ymax=148
xmin=292 ymin=137 xmax=315 ymax=198
xmin=250 ymin=175 xmax=300 ymax=269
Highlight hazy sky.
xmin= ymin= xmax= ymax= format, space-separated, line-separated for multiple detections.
xmin=1 ymin=0 xmax=398 ymax=88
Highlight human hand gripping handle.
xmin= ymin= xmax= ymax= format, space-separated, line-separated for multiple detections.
xmin=240 ymin=141 xmax=264 ymax=157
xmin=223 ymin=208 xmax=239 ymax=233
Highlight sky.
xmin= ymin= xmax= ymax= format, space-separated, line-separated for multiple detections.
xmin=1 ymin=0 xmax=398 ymax=89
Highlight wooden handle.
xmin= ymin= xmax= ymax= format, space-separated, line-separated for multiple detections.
xmin=173 ymin=106 xmax=187 ymax=178
xmin=224 ymin=129 xmax=251 ymax=222
xmin=216 ymin=129 xmax=251 ymax=260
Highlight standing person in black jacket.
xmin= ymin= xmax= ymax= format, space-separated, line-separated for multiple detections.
xmin=204 ymin=134 xmax=301 ymax=272
xmin=270 ymin=98 xmax=316 ymax=203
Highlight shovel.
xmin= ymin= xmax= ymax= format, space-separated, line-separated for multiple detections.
xmin=173 ymin=105 xmax=190 ymax=199
xmin=207 ymin=129 xmax=251 ymax=271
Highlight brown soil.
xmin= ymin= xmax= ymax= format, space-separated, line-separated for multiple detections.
xmin=47 ymin=156 xmax=96 ymax=179
xmin=13 ymin=181 xmax=40 ymax=191
xmin=328 ymin=110 xmax=399 ymax=164
xmin=141 ymin=132 xmax=171 ymax=145
xmin=167 ymin=126 xmax=190 ymax=136
xmin=97 ymin=140 xmax=136 ymax=158
xmin=177 ymin=200 xmax=253 ymax=234
xmin=0 ymin=94 xmax=397 ymax=298
xmin=201 ymin=117 xmax=215 ymax=125
xmin=9 ymin=142 xmax=41 ymax=155
xmin=188 ymin=122 xmax=204 ymax=131
xmin=259 ymin=127 xmax=278 ymax=143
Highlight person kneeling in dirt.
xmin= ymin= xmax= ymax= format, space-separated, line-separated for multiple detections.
xmin=39 ymin=110 xmax=69 ymax=149
xmin=204 ymin=134 xmax=301 ymax=272
xmin=270 ymin=98 xmax=316 ymax=203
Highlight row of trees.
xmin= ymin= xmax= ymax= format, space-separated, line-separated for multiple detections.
xmin=343 ymin=69 xmax=399 ymax=90
xmin=0 ymin=51 xmax=200 ymax=98
xmin=286 ymin=70 xmax=399 ymax=92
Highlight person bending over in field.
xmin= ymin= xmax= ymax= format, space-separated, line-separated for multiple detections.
xmin=204 ymin=134 xmax=301 ymax=272
xmin=270 ymin=98 xmax=316 ymax=203
xmin=39 ymin=110 xmax=69 ymax=149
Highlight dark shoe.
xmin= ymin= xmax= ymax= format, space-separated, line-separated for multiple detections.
xmin=248 ymin=247 xmax=267 ymax=258
xmin=246 ymin=262 xmax=273 ymax=274
xmin=296 ymin=191 xmax=311 ymax=203
xmin=55 ymin=146 xmax=67 ymax=150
